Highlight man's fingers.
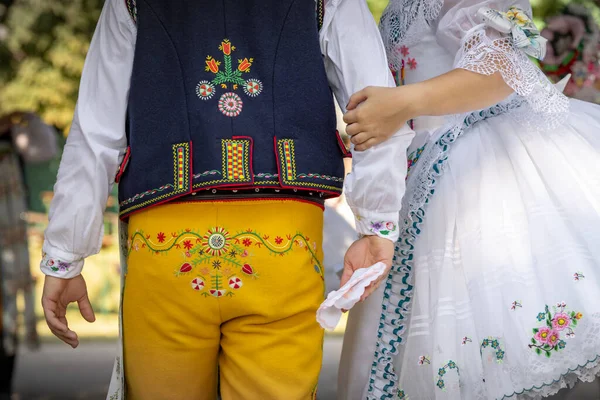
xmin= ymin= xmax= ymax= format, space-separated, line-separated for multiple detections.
xmin=346 ymin=88 xmax=369 ymax=111
xmin=50 ymin=328 xmax=79 ymax=348
xmin=43 ymin=303 xmax=69 ymax=334
xmin=78 ymin=294 xmax=96 ymax=323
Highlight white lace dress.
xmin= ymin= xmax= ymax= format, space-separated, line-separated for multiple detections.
xmin=338 ymin=1 xmax=600 ymax=399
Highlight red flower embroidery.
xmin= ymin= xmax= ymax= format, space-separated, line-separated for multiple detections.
xmin=242 ymin=238 xmax=252 ymax=247
xmin=400 ymin=46 xmax=410 ymax=57
xmin=238 ymin=58 xmax=253 ymax=72
xmin=157 ymin=232 xmax=166 ymax=243
xmin=407 ymin=58 xmax=417 ymax=70
xmin=275 ymin=236 xmax=283 ymax=245
xmin=205 ymin=56 xmax=220 ymax=73
xmin=183 ymin=240 xmax=194 ymax=250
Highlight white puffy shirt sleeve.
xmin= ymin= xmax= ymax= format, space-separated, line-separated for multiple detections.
xmin=41 ymin=0 xmax=136 ymax=278
xmin=320 ymin=0 xmax=415 ymax=243
xmin=437 ymin=0 xmax=569 ymax=120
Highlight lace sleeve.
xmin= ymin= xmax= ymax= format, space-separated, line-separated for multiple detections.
xmin=437 ymin=0 xmax=569 ymax=125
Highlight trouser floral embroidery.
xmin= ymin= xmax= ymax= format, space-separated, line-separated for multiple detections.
xmin=119 ymin=200 xmax=325 ymax=400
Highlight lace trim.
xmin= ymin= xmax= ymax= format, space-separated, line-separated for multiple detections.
xmin=366 ymin=100 xmax=525 ymax=399
xmin=456 ymin=29 xmax=570 ymax=130
xmin=503 ymin=355 xmax=600 ymax=399
xmin=379 ymin=0 xmax=443 ymax=70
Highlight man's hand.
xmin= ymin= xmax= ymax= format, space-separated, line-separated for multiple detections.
xmin=341 ymin=235 xmax=395 ymax=302
xmin=42 ymin=275 xmax=96 ymax=348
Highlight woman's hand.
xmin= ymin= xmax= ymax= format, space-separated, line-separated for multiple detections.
xmin=343 ymin=85 xmax=415 ymax=151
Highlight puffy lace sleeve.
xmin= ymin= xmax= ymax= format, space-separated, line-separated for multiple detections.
xmin=437 ymin=0 xmax=569 ymax=124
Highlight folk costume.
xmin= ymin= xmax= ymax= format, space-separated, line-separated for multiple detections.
xmin=39 ymin=0 xmax=414 ymax=399
xmin=338 ymin=1 xmax=600 ymax=399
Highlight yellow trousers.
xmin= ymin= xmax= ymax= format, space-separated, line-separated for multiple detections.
xmin=123 ymin=200 xmax=325 ymax=399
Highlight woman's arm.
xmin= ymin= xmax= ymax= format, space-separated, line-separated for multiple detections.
xmin=345 ymin=0 xmax=557 ymax=149
xmin=344 ymin=69 xmax=512 ymax=148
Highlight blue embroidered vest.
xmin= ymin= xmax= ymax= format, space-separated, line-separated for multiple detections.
xmin=117 ymin=0 xmax=348 ymax=218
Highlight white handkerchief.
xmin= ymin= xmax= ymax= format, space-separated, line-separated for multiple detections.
xmin=316 ymin=262 xmax=387 ymax=330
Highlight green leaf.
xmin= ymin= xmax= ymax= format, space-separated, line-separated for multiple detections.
xmin=535 ymin=348 xmax=542 ymax=355
xmin=533 ymin=328 xmax=539 ymax=334
xmin=531 ymin=338 xmax=537 ymax=345
xmin=380 ymin=230 xmax=390 ymax=236
xmin=545 ymin=351 xmax=551 ymax=358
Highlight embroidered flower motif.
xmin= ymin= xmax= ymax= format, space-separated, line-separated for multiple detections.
xmin=219 ymin=39 xmax=235 ymax=56
xmin=242 ymin=263 xmax=259 ymax=278
xmin=218 ymin=92 xmax=243 ymax=117
xmin=242 ymin=238 xmax=252 ymax=247
xmin=183 ymin=240 xmax=194 ymax=251
xmin=552 ymin=313 xmax=571 ymax=331
xmin=400 ymin=45 xmax=410 ymax=57
xmin=244 ymin=79 xmax=263 ymax=97
xmin=435 ymin=360 xmax=459 ymax=392
xmin=228 ymin=277 xmax=243 ymax=289
xmin=481 ymin=337 xmax=504 ymax=363
xmin=530 ymin=303 xmax=582 ymax=357
xmin=212 ymin=260 xmax=222 ymax=269
xmin=238 ymin=58 xmax=253 ymax=72
xmin=198 ymin=39 xmax=262 ymax=115
xmin=461 ymin=337 xmax=472 ymax=345
xmin=176 ymin=263 xmax=193 ymax=276
xmin=202 ymin=227 xmax=231 ymax=256
xmin=191 ymin=277 xmax=205 ymax=291
xmin=273 ymin=236 xmax=283 ymax=245
xmin=406 ymin=145 xmax=425 ymax=176
xmin=196 ymin=80 xmax=216 ymax=100
xmin=418 ymin=355 xmax=430 ymax=365
xmin=157 ymin=232 xmax=166 ymax=243
xmin=510 ymin=300 xmax=522 ymax=310
xmin=370 ymin=221 xmax=397 ymax=237
xmin=407 ymin=58 xmax=417 ymax=70
xmin=574 ymin=272 xmax=585 ymax=281
xmin=534 ymin=327 xmax=554 ymax=344
xmin=205 ymin=56 xmax=221 ymax=73
xmin=536 ymin=312 xmax=546 ymax=322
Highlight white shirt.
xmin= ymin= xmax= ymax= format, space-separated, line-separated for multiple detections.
xmin=41 ymin=0 xmax=415 ymax=279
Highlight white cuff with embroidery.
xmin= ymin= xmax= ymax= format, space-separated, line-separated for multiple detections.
xmin=40 ymin=244 xmax=85 ymax=279
xmin=353 ymin=208 xmax=400 ymax=243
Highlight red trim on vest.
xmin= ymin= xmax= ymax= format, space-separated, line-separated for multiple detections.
xmin=335 ymin=130 xmax=352 ymax=158
xmin=115 ymin=146 xmax=131 ymax=183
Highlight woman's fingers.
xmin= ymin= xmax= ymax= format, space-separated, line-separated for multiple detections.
xmin=346 ymin=88 xmax=370 ymax=111
xmin=350 ymin=132 xmax=371 ymax=146
xmin=354 ymin=138 xmax=379 ymax=152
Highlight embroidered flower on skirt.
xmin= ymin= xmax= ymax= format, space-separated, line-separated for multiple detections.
xmin=529 ymin=303 xmax=582 ymax=357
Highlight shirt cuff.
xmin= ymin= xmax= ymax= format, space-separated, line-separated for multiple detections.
xmin=353 ymin=209 xmax=400 ymax=243
xmin=40 ymin=244 xmax=85 ymax=279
